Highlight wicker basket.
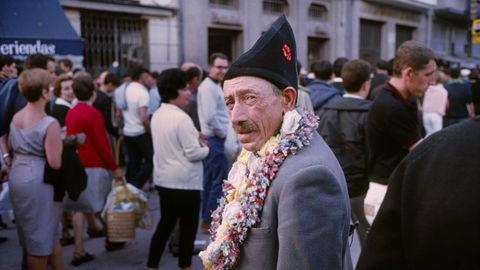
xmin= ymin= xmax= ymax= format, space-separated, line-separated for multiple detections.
xmin=106 ymin=210 xmax=136 ymax=242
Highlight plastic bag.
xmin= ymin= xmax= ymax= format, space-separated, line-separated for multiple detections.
xmin=102 ymin=178 xmax=153 ymax=229
xmin=364 ymin=182 xmax=388 ymax=225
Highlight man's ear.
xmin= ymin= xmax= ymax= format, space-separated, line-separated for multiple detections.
xmin=403 ymin=67 xmax=414 ymax=80
xmin=281 ymin=87 xmax=297 ymax=110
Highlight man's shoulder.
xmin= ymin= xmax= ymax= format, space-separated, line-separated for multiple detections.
xmin=409 ymin=117 xmax=480 ymax=163
xmin=127 ymin=82 xmax=148 ymax=94
xmin=276 ymin=133 xmax=343 ymax=181
xmin=198 ymin=77 xmax=217 ymax=90
xmin=0 ymin=78 xmax=19 ymax=97
xmin=306 ymin=80 xmax=336 ymax=91
xmin=324 ymin=96 xmax=371 ymax=111
xmin=371 ymin=88 xmax=408 ymax=112
xmin=94 ymin=90 xmax=109 ymax=105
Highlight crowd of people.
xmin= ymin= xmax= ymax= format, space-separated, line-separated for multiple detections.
xmin=1 ymin=14 xmax=480 ymax=270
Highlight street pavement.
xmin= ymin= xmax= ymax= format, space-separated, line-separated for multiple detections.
xmin=0 ymin=189 xmax=361 ymax=270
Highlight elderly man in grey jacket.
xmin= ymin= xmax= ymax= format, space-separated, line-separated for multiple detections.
xmin=199 ymin=15 xmax=352 ymax=270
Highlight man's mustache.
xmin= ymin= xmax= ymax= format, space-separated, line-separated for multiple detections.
xmin=233 ymin=121 xmax=258 ymax=133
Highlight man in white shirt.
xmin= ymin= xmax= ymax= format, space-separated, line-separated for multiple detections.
xmin=122 ymin=66 xmax=153 ymax=188
xmin=197 ymin=53 xmax=230 ymax=231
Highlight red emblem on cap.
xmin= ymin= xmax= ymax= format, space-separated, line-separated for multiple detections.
xmin=282 ymin=44 xmax=292 ymax=61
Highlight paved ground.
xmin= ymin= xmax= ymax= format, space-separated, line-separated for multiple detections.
xmin=0 ymin=189 xmax=361 ymax=269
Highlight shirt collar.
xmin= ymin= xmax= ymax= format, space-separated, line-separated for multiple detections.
xmin=55 ymin=98 xmax=74 ymax=108
xmin=208 ymin=76 xmax=220 ymax=84
xmin=343 ymin=93 xmax=364 ymax=100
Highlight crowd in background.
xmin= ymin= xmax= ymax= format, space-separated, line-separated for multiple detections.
xmin=0 ymin=42 xmax=479 ymax=269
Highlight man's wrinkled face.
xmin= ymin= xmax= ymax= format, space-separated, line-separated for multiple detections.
xmin=407 ymin=59 xmax=436 ymax=97
xmin=209 ymin=58 xmax=229 ymax=81
xmin=224 ymin=76 xmax=286 ymax=152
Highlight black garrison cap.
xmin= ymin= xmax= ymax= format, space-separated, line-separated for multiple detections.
xmin=223 ymin=15 xmax=298 ymax=90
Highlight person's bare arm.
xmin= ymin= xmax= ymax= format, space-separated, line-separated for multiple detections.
xmin=467 ymin=102 xmax=475 ymax=118
xmin=408 ymin=138 xmax=423 ymax=151
xmin=44 ymin=121 xmax=63 ymax=170
xmin=0 ymin=135 xmax=10 ymax=167
xmin=139 ymin=106 xmax=150 ymax=133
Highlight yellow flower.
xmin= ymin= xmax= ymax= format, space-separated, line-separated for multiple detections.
xmin=257 ymin=135 xmax=280 ymax=157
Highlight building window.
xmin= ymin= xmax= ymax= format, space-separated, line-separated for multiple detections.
xmin=308 ymin=3 xmax=328 ymax=21
xmin=307 ymin=37 xmax=329 ymax=68
xmin=396 ymin=25 xmax=415 ymax=50
xmin=208 ymin=28 xmax=242 ymax=63
xmin=80 ymin=10 xmax=148 ymax=76
xmin=263 ymin=0 xmax=288 ymax=15
xmin=359 ymin=19 xmax=383 ymax=65
xmin=209 ymin=0 xmax=238 ymax=9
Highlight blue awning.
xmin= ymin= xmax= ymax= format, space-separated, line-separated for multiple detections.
xmin=0 ymin=0 xmax=83 ymax=58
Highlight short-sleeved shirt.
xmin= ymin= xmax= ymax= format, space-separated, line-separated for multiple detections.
xmin=366 ymin=83 xmax=421 ymax=184
xmin=122 ymin=81 xmax=150 ymax=137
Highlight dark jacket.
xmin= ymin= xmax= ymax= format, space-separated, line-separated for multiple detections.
xmin=369 ymin=73 xmax=389 ymax=96
xmin=306 ymin=80 xmax=341 ymax=116
xmin=93 ymin=90 xmax=119 ymax=138
xmin=44 ymin=139 xmax=87 ymax=202
xmin=318 ymin=97 xmax=371 ymax=198
xmin=357 ymin=117 xmax=480 ymax=270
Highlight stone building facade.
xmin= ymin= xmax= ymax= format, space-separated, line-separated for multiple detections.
xmin=61 ymin=0 xmax=480 ymax=74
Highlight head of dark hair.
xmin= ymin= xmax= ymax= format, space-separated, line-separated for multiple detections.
xmin=53 ymin=74 xmax=73 ymax=97
xmin=0 ymin=55 xmax=15 ymax=68
xmin=25 ymin=53 xmax=54 ymax=70
xmin=72 ymin=75 xmax=95 ymax=101
xmin=18 ymin=68 xmax=51 ymax=102
xmin=333 ymin=57 xmax=349 ymax=77
xmin=104 ymin=72 xmax=120 ymax=87
xmin=129 ymin=66 xmax=150 ymax=81
xmin=449 ymin=67 xmax=461 ymax=79
xmin=58 ymin=59 xmax=73 ymax=69
xmin=342 ymin=59 xmax=372 ymax=93
xmin=310 ymin=60 xmax=333 ymax=81
xmin=209 ymin=52 xmax=228 ymax=65
xmin=157 ymin=68 xmax=188 ymax=103
xmin=393 ymin=41 xmax=436 ymax=77
xmin=185 ymin=66 xmax=201 ymax=81
xmin=150 ymin=71 xmax=160 ymax=81
xmin=376 ymin=60 xmax=389 ymax=70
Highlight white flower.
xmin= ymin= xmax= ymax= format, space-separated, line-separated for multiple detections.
xmin=223 ymin=200 xmax=241 ymax=223
xmin=205 ymin=239 xmax=221 ymax=261
xmin=228 ymin=162 xmax=247 ymax=189
xmin=280 ymin=110 xmax=302 ymax=135
xmin=248 ymin=154 xmax=261 ymax=173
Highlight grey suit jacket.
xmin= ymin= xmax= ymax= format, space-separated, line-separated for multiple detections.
xmin=236 ymin=132 xmax=352 ymax=270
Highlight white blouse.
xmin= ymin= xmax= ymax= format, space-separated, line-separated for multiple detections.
xmin=150 ymin=103 xmax=209 ymax=190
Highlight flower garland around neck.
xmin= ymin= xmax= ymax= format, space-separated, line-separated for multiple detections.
xmin=199 ymin=109 xmax=319 ymax=270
